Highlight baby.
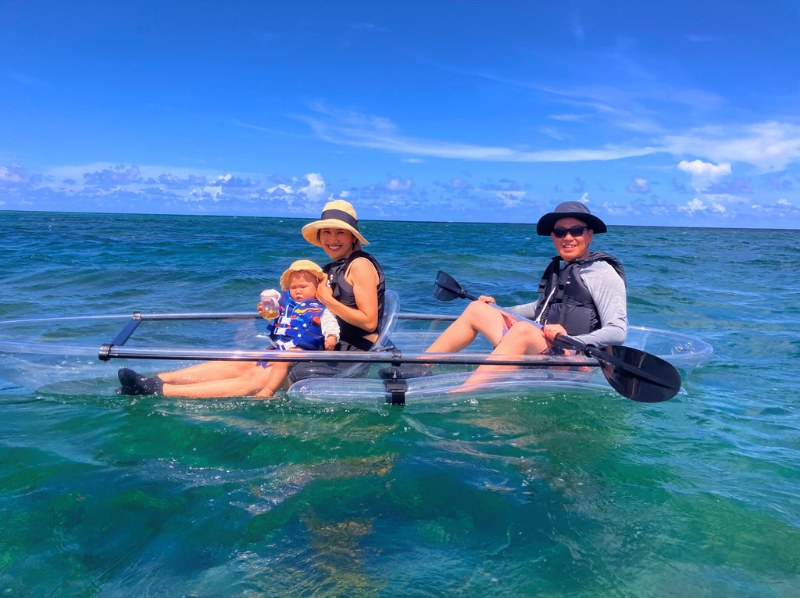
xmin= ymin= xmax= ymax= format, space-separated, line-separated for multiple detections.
xmin=254 ymin=259 xmax=340 ymax=395
xmin=259 ymin=259 xmax=339 ymax=351
xmin=118 ymin=259 xmax=339 ymax=398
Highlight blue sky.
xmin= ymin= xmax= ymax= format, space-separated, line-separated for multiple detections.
xmin=2 ymin=1 xmax=799 ymax=228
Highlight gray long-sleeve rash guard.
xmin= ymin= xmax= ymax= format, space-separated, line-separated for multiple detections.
xmin=508 ymin=259 xmax=627 ymax=347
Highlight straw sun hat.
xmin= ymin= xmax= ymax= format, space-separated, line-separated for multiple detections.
xmin=279 ymin=259 xmax=325 ymax=290
xmin=301 ymin=200 xmax=369 ymax=247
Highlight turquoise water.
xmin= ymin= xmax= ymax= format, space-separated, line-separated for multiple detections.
xmin=1 ymin=211 xmax=799 ymax=596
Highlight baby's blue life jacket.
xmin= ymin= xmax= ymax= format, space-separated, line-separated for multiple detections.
xmin=268 ymin=291 xmax=326 ymax=351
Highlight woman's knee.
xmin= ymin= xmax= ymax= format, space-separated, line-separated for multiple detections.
xmin=241 ymin=364 xmax=270 ymax=384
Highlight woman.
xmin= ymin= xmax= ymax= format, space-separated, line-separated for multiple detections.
xmin=117 ymin=200 xmax=385 ymax=397
xmin=300 ymin=199 xmax=385 ymax=352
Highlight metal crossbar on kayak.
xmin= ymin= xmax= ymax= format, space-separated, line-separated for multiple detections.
xmin=96 ymin=310 xmax=593 ymax=367
xmin=99 ymin=346 xmax=597 ymax=367
xmin=98 ymin=310 xmax=460 ymax=360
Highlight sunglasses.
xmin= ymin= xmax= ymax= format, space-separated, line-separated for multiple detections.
xmin=552 ymin=226 xmax=588 ymax=238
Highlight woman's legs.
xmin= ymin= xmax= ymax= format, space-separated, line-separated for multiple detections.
xmin=161 ymin=363 xmax=276 ymax=398
xmin=253 ymin=361 xmax=292 ymax=398
xmin=156 ymin=360 xmax=253 ymax=384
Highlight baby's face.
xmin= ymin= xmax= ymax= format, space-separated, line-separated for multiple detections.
xmin=287 ymin=271 xmax=319 ymax=302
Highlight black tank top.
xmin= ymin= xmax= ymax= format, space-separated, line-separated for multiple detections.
xmin=323 ymin=250 xmax=385 ymax=351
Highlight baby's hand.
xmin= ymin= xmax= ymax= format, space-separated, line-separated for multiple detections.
xmin=324 ymin=335 xmax=337 ymax=351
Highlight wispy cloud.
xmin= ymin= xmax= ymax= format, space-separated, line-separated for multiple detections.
xmin=665 ymin=122 xmax=800 ymax=172
xmin=302 ymin=105 xmax=660 ymax=162
xmin=568 ymin=10 xmax=584 ymax=40
xmin=349 ymin=21 xmax=390 ymax=33
xmin=302 ymin=105 xmax=800 ymax=173
xmin=626 ymin=177 xmax=652 ymax=194
xmin=0 ymin=162 xmax=31 ymax=184
xmin=3 ymin=67 xmax=48 ymax=87
xmin=686 ymin=34 xmax=723 ymax=43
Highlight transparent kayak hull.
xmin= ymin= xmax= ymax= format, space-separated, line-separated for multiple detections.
xmin=287 ymin=325 xmax=713 ymax=403
xmin=0 ymin=292 xmax=713 ymax=403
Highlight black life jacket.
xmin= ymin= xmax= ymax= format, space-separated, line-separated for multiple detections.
xmin=323 ymin=250 xmax=385 ymax=351
xmin=533 ymin=251 xmax=625 ymax=336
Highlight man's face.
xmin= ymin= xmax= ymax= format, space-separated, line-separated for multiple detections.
xmin=550 ymin=217 xmax=593 ymax=262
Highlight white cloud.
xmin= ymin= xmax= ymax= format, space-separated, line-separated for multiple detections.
xmin=304 ymin=106 xmax=660 ymax=163
xmin=266 ymin=183 xmax=293 ymax=194
xmin=666 ymin=122 xmax=800 ymax=172
xmin=300 ymin=173 xmax=326 ymax=199
xmin=187 ymin=185 xmax=223 ymax=202
xmin=677 ymin=159 xmax=731 ymax=191
xmin=626 ymin=177 xmax=651 ymax=193
xmin=305 ymin=103 xmax=800 ymax=175
xmin=540 ymin=126 xmax=569 ymax=141
xmin=385 ymin=178 xmax=413 ymax=193
xmin=750 ymin=199 xmax=798 ymax=218
xmin=0 ymin=165 xmax=29 ymax=184
xmin=266 ymin=173 xmax=327 ymax=200
xmin=679 ymin=197 xmax=727 ymax=215
xmin=677 ymin=160 xmax=730 ymax=178
xmin=493 ymin=190 xmax=525 ymax=208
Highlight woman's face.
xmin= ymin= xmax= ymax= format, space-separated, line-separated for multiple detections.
xmin=318 ymin=228 xmax=356 ymax=261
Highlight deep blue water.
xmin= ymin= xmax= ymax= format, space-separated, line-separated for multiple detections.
xmin=1 ymin=210 xmax=799 ymax=596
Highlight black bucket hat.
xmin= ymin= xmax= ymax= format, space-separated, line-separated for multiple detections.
xmin=536 ymin=201 xmax=608 ymax=236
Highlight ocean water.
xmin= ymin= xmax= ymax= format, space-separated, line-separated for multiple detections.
xmin=1 ymin=210 xmax=799 ymax=596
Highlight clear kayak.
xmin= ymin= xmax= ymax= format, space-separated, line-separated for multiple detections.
xmin=0 ymin=290 xmax=713 ymax=404
xmin=288 ymin=323 xmax=713 ymax=404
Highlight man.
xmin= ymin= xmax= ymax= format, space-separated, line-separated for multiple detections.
xmin=408 ymin=201 xmax=627 ymax=383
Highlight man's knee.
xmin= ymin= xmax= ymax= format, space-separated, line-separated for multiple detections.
xmin=463 ymin=300 xmax=495 ymax=321
xmin=507 ymin=321 xmax=544 ymax=343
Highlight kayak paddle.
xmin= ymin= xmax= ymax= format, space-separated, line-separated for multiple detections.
xmin=433 ymin=270 xmax=682 ymax=403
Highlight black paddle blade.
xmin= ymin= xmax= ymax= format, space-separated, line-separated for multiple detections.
xmin=434 ymin=271 xmax=474 ymax=302
xmin=593 ymin=345 xmax=682 ymax=403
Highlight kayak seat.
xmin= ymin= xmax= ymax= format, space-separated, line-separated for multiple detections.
xmin=287 ymin=289 xmax=399 ymax=383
